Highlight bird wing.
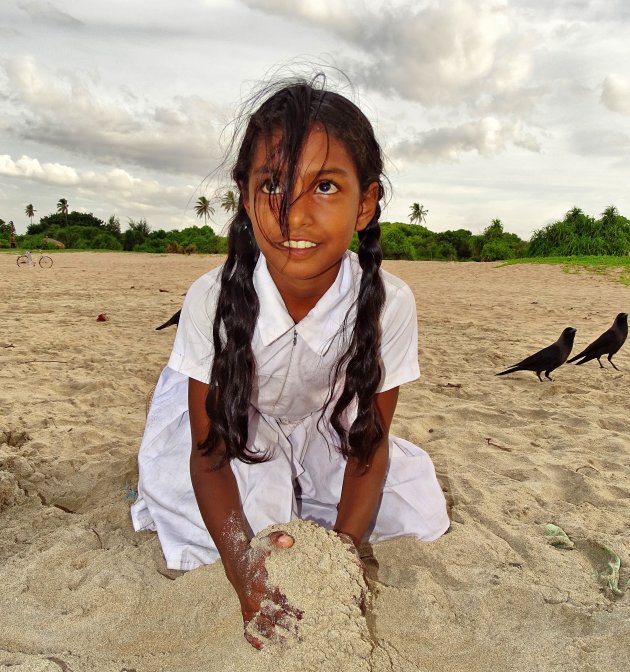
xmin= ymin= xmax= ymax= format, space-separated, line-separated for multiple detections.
xmin=568 ymin=328 xmax=615 ymax=361
xmin=514 ymin=343 xmax=559 ymax=369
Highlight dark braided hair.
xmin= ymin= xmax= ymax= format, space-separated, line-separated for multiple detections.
xmin=200 ymin=77 xmax=387 ymax=468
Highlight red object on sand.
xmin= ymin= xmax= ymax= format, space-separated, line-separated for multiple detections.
xmin=96 ymin=313 xmax=109 ymax=322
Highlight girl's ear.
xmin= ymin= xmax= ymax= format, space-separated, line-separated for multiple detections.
xmin=241 ymin=183 xmax=252 ymax=220
xmin=355 ymin=181 xmax=380 ymax=232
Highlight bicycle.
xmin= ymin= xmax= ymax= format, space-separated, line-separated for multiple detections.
xmin=16 ymin=250 xmax=54 ymax=269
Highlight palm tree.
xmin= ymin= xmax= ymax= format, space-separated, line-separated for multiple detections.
xmin=600 ymin=205 xmax=619 ymax=224
xmin=25 ymin=204 xmax=36 ymax=225
xmin=409 ymin=202 xmax=428 ymax=225
xmin=565 ymin=206 xmax=584 ymax=221
xmin=220 ymin=189 xmax=238 ymax=214
xmin=194 ymin=196 xmax=214 ymax=225
xmin=57 ymin=198 xmax=69 ymax=226
xmin=128 ymin=218 xmax=151 ymax=235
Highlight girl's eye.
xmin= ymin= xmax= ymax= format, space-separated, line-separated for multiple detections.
xmin=261 ymin=179 xmax=283 ymax=195
xmin=315 ymin=180 xmax=338 ymax=194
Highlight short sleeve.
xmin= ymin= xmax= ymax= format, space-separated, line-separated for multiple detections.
xmin=167 ymin=271 xmax=220 ymax=383
xmin=377 ymin=276 xmax=420 ymax=392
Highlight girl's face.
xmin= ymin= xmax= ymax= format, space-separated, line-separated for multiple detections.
xmin=244 ymin=124 xmax=379 ymax=297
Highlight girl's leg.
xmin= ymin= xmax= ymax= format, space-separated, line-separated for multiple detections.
xmin=296 ymin=430 xmax=449 ymax=543
xmin=365 ymin=436 xmax=450 ymax=543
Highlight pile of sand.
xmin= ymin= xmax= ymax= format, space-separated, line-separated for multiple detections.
xmin=248 ymin=520 xmax=372 ymax=671
xmin=234 ymin=519 xmax=420 ymax=672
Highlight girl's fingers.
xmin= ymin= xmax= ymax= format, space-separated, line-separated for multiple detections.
xmin=261 ymin=602 xmax=299 ymax=634
xmin=246 ymin=601 xmax=299 ymax=645
xmin=273 ymin=589 xmax=303 ymax=620
xmin=274 ymin=610 xmax=299 ymax=633
xmin=268 ymin=531 xmax=294 ymax=548
xmin=252 ymin=611 xmax=275 ymax=639
xmin=244 ymin=630 xmax=264 ymax=650
xmin=335 ymin=535 xmax=370 ymax=613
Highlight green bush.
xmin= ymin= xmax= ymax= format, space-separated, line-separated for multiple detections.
xmin=528 ymin=206 xmax=630 ymax=257
xmin=15 ymin=233 xmax=47 ymax=249
xmin=380 ymin=227 xmax=416 ymax=260
xmin=91 ymin=232 xmax=123 ymax=250
xmin=480 ymin=240 xmax=515 ymax=261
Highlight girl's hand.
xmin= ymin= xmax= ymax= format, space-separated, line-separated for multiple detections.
xmin=231 ymin=531 xmax=303 ymax=650
xmin=335 ymin=531 xmax=369 ymax=613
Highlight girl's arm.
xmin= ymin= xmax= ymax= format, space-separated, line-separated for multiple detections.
xmin=188 ymin=378 xmax=250 ymax=583
xmin=333 ymin=386 xmax=399 ymax=547
xmin=188 ymin=378 xmax=299 ymax=648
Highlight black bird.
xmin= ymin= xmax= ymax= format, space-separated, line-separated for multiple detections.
xmin=155 ymin=309 xmax=181 ymax=331
xmin=496 ymin=327 xmax=577 ymax=382
xmin=566 ymin=312 xmax=628 ymax=370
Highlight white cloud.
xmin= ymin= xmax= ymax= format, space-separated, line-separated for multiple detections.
xmin=243 ymin=0 xmax=533 ymax=108
xmin=17 ymin=0 xmax=83 ymax=27
xmin=601 ymin=74 xmax=630 ymax=115
xmin=391 ymin=117 xmax=541 ymax=162
xmin=0 ymin=154 xmax=194 ymax=213
xmin=1 ymin=56 xmax=225 ymax=176
xmin=0 ymin=154 xmax=79 ymax=184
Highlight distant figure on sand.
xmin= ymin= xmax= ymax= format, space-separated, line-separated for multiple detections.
xmin=567 ymin=312 xmax=628 ymax=370
xmin=9 ymin=221 xmax=16 ymax=249
xmin=132 ymin=78 xmax=449 ymax=650
xmin=496 ymin=327 xmax=576 ymax=381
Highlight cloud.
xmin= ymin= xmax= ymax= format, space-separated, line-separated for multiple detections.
xmin=601 ymin=74 xmax=630 ymax=115
xmin=0 ymin=154 xmax=192 ymax=211
xmin=570 ymin=129 xmax=630 ymax=157
xmin=0 ymin=154 xmax=79 ymax=185
xmin=1 ymin=56 xmax=225 ymax=177
xmin=391 ymin=117 xmax=541 ymax=162
xmin=242 ymin=0 xmax=534 ymax=108
xmin=516 ymin=0 xmax=630 ymax=22
xmin=17 ymin=0 xmax=83 ymax=27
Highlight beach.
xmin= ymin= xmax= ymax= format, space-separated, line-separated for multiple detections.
xmin=1 ymin=251 xmax=628 ymax=672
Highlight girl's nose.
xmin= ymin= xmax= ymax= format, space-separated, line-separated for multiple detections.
xmin=287 ymin=192 xmax=310 ymax=229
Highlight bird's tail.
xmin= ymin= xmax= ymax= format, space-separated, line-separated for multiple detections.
xmin=155 ymin=309 xmax=181 ymax=331
xmin=496 ymin=366 xmax=520 ymax=376
xmin=568 ymin=352 xmax=593 ymax=365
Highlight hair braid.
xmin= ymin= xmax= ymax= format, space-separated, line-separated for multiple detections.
xmin=199 ymin=207 xmax=262 ymax=465
xmin=329 ymin=203 xmax=386 ymax=467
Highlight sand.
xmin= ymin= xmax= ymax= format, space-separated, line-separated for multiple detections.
xmin=1 ymin=251 xmax=628 ymax=672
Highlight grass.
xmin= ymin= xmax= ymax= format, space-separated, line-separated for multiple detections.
xmin=498 ymin=256 xmax=630 ymax=286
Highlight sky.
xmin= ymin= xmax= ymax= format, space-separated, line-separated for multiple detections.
xmin=1 ymin=0 xmax=629 ymax=239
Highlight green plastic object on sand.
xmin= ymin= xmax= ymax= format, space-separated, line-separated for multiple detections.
xmin=544 ymin=525 xmax=624 ymax=595
xmin=544 ymin=523 xmax=574 ymax=549
xmin=596 ymin=544 xmax=623 ymax=596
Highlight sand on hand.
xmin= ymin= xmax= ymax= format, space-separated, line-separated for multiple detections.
xmin=247 ymin=519 xmax=415 ymax=672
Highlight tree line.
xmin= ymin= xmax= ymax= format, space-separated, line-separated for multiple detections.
xmin=2 ymin=199 xmax=629 ymax=261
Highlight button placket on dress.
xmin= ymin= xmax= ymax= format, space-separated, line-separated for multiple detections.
xmin=271 ymin=326 xmax=298 ymax=415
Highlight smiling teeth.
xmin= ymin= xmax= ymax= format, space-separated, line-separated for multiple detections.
xmin=281 ymin=240 xmax=317 ymax=249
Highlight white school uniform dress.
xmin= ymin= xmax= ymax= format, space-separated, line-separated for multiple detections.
xmin=131 ymin=251 xmax=449 ymax=570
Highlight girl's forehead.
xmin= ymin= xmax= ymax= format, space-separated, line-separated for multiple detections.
xmin=249 ymin=123 xmax=354 ymax=174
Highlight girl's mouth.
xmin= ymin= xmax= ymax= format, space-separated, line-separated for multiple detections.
xmin=280 ymin=240 xmax=318 ymax=249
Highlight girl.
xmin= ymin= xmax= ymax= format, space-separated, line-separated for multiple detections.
xmin=131 ymin=78 xmax=449 ymax=648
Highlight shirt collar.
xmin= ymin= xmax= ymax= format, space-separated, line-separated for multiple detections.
xmin=253 ymin=252 xmax=358 ymax=356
